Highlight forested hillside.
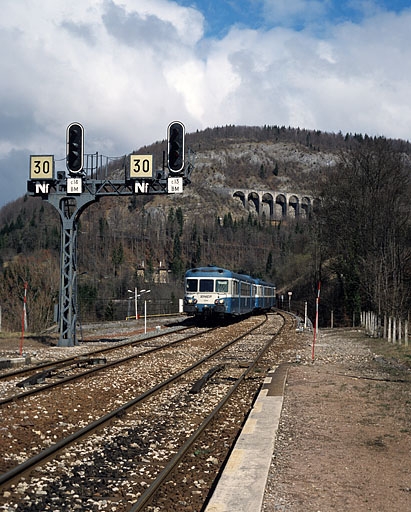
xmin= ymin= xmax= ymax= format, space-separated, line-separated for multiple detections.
xmin=0 ymin=125 xmax=410 ymax=332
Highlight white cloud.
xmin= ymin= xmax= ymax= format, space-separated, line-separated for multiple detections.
xmin=195 ymin=9 xmax=411 ymax=136
xmin=1 ymin=0 xmax=411 ymax=207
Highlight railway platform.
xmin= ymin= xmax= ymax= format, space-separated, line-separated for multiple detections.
xmin=206 ymin=328 xmax=411 ymax=512
xmin=205 ymin=364 xmax=288 ymax=512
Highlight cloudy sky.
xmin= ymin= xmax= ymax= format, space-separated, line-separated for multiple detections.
xmin=1 ymin=0 xmax=411 ymax=208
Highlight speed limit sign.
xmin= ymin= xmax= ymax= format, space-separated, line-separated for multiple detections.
xmin=30 ymin=155 xmax=54 ymax=180
xmin=129 ymin=155 xmax=153 ymax=179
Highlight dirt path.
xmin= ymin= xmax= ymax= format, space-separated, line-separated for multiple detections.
xmin=263 ymin=328 xmax=411 ymax=512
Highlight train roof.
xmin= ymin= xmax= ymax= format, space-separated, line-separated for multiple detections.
xmin=254 ymin=278 xmax=277 ymax=288
xmin=185 ymin=266 xmax=255 ymax=283
xmin=185 ymin=267 xmax=276 ymax=288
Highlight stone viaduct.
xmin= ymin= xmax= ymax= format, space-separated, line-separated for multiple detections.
xmin=222 ymin=188 xmax=320 ymax=220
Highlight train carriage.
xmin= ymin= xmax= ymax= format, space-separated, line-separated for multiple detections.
xmin=183 ymin=266 xmax=276 ymax=321
xmin=254 ymin=278 xmax=277 ymax=312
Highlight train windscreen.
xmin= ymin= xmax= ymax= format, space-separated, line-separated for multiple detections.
xmin=199 ymin=279 xmax=214 ymax=292
xmin=186 ymin=279 xmax=198 ymax=292
xmin=216 ymin=280 xmax=228 ymax=293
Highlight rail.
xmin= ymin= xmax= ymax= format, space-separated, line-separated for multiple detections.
xmin=0 ymin=318 xmax=268 ymax=490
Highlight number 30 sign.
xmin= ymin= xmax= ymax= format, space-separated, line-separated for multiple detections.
xmin=30 ymin=155 xmax=54 ymax=180
xmin=129 ymin=155 xmax=153 ymax=179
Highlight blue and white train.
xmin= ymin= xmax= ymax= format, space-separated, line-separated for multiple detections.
xmin=183 ymin=266 xmax=276 ymax=321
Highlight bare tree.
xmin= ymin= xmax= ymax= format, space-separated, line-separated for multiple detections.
xmin=317 ymin=137 xmax=411 ymax=320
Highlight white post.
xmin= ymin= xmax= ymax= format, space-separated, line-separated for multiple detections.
xmin=383 ymin=314 xmax=387 ymax=339
xmin=405 ymin=320 xmax=409 ymax=347
xmin=144 ymin=300 xmax=147 ymax=334
xmin=140 ymin=289 xmax=151 ymax=333
xmin=388 ymin=317 xmax=392 ymax=343
xmin=304 ymin=301 xmax=307 ymax=329
xmin=393 ymin=317 xmax=397 ymax=344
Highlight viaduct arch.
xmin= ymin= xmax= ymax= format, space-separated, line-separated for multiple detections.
xmin=227 ymin=188 xmax=320 ymax=220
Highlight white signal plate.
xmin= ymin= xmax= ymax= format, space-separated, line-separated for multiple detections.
xmin=67 ymin=177 xmax=82 ymax=194
xmin=168 ymin=177 xmax=183 ymax=194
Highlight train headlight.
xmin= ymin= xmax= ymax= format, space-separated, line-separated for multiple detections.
xmin=214 ymin=298 xmax=225 ymax=305
xmin=185 ymin=297 xmax=197 ymax=304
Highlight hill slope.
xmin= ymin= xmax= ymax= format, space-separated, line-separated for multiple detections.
xmin=0 ymin=125 xmax=410 ymax=331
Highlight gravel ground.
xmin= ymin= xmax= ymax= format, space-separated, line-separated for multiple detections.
xmin=3 ymin=320 xmax=410 ymax=511
xmin=263 ymin=327 xmax=411 ymax=512
xmin=0 ymin=315 xmax=287 ymax=511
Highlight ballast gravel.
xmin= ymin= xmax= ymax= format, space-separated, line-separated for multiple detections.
xmin=1 ymin=314 xmax=292 ymax=512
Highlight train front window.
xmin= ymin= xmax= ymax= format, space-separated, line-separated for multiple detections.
xmin=186 ymin=279 xmax=198 ymax=292
xmin=199 ymin=279 xmax=214 ymax=292
xmin=216 ymin=280 xmax=228 ymax=293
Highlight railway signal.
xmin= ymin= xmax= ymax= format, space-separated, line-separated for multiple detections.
xmin=28 ymin=121 xmax=193 ymax=347
xmin=66 ymin=122 xmax=84 ymax=173
xmin=167 ymin=121 xmax=185 ymax=173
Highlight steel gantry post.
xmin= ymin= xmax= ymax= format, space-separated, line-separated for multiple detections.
xmin=27 ymin=122 xmax=193 ymax=348
xmin=47 ymin=193 xmax=97 ymax=347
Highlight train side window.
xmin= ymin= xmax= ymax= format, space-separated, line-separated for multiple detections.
xmin=241 ymin=282 xmax=250 ymax=297
xmin=216 ymin=280 xmax=228 ymax=293
xmin=199 ymin=279 xmax=214 ymax=292
xmin=233 ymin=280 xmax=238 ymax=295
xmin=186 ymin=279 xmax=198 ymax=292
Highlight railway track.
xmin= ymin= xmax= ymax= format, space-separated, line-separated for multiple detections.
xmin=0 ymin=323 xmax=191 ymax=384
xmin=0 ymin=325 xmax=204 ymax=405
xmin=0 ymin=312 xmax=298 ymax=511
